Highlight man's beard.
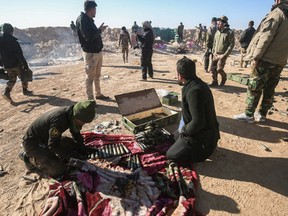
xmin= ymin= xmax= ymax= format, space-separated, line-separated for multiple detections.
xmin=177 ymin=80 xmax=184 ymax=86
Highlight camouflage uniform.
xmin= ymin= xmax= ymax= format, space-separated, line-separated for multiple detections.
xmin=0 ymin=24 xmax=32 ymax=102
xmin=5 ymin=67 xmax=28 ymax=91
xmin=243 ymin=2 xmax=288 ymax=118
xmin=245 ymin=61 xmax=283 ymax=117
xmin=204 ymin=20 xmax=217 ymax=71
xmin=211 ymin=17 xmax=235 ymax=85
xmin=118 ymin=29 xmax=131 ymax=63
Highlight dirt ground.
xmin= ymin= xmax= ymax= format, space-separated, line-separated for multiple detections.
xmin=0 ymin=49 xmax=287 ymax=216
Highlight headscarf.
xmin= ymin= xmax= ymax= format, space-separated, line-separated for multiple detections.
xmin=142 ymin=21 xmax=152 ymax=31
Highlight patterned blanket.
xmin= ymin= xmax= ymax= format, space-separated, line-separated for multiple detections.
xmin=40 ymin=133 xmax=202 ymax=216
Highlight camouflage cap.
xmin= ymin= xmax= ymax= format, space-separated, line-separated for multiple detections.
xmin=218 ymin=16 xmax=228 ymax=23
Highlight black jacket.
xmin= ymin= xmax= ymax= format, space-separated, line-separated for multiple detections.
xmin=0 ymin=33 xmax=28 ymax=69
xmin=240 ymin=26 xmax=256 ymax=48
xmin=23 ymin=106 xmax=84 ymax=152
xmin=76 ymin=12 xmax=103 ymax=53
xmin=181 ymin=77 xmax=220 ymax=156
xmin=137 ymin=28 xmax=154 ymax=53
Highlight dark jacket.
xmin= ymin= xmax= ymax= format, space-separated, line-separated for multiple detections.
xmin=76 ymin=12 xmax=103 ymax=53
xmin=23 ymin=106 xmax=84 ymax=152
xmin=181 ymin=77 xmax=220 ymax=159
xmin=137 ymin=28 xmax=154 ymax=53
xmin=0 ymin=33 xmax=28 ymax=69
xmin=240 ymin=26 xmax=256 ymax=48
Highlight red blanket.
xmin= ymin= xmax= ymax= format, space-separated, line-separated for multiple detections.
xmin=40 ymin=133 xmax=202 ymax=216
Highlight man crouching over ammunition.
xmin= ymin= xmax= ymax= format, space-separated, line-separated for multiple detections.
xmin=166 ymin=57 xmax=220 ymax=163
xmin=19 ymin=100 xmax=97 ymax=178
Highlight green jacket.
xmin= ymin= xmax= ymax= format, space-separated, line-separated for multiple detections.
xmin=245 ymin=7 xmax=288 ymax=65
xmin=212 ymin=27 xmax=235 ymax=57
xmin=206 ymin=24 xmax=217 ymax=49
xmin=23 ymin=106 xmax=84 ymax=152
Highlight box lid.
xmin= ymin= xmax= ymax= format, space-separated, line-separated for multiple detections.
xmin=115 ymin=88 xmax=162 ymax=116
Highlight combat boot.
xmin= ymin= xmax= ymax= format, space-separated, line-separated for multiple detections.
xmin=23 ymin=88 xmax=33 ymax=96
xmin=2 ymin=88 xmax=13 ymax=103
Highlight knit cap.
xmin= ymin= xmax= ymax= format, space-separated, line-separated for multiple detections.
xmin=73 ymin=100 xmax=96 ymax=123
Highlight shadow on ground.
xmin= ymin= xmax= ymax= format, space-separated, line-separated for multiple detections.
xmin=12 ymin=94 xmax=76 ymax=113
xmin=196 ymin=147 xmax=288 ymax=214
xmin=218 ymin=115 xmax=288 ymax=143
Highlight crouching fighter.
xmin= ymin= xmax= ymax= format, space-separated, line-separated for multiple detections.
xmin=19 ymin=100 xmax=96 ymax=178
xmin=166 ymin=57 xmax=220 ymax=163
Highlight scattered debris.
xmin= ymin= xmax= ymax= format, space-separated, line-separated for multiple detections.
xmin=22 ymin=174 xmax=38 ymax=182
xmin=0 ymin=165 xmax=8 ymax=176
xmin=259 ymin=143 xmax=272 ymax=152
xmin=93 ymin=119 xmax=121 ymax=134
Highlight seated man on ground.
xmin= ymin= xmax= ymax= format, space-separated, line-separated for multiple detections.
xmin=19 ymin=100 xmax=97 ymax=178
xmin=166 ymin=57 xmax=220 ymax=163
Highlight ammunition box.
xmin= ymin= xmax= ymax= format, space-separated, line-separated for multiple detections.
xmin=115 ymin=88 xmax=179 ymax=133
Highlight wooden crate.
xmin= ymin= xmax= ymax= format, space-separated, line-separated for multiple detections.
xmin=115 ymin=88 xmax=179 ymax=133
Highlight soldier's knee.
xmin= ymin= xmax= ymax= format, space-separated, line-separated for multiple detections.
xmin=47 ymin=161 xmax=66 ymax=178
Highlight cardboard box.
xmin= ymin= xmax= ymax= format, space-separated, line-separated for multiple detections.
xmin=115 ymin=88 xmax=179 ymax=133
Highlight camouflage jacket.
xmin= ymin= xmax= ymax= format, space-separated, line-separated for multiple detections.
xmin=206 ymin=24 xmax=217 ymax=49
xmin=118 ymin=31 xmax=131 ymax=47
xmin=245 ymin=7 xmax=288 ymax=65
xmin=212 ymin=27 xmax=235 ymax=57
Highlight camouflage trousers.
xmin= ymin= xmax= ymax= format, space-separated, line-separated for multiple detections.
xmin=121 ymin=45 xmax=129 ymax=62
xmin=245 ymin=60 xmax=284 ymax=117
xmin=204 ymin=48 xmax=212 ymax=71
xmin=5 ymin=67 xmax=28 ymax=91
xmin=240 ymin=48 xmax=247 ymax=68
xmin=210 ymin=54 xmax=228 ymax=83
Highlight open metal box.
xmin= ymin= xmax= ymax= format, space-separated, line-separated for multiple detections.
xmin=115 ymin=88 xmax=179 ymax=133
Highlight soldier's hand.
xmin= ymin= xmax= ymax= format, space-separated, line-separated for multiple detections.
xmin=100 ymin=24 xmax=108 ymax=32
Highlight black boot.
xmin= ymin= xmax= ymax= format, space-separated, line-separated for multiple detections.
xmin=2 ymin=88 xmax=13 ymax=103
xmin=23 ymin=88 xmax=33 ymax=96
xmin=209 ymin=82 xmax=218 ymax=87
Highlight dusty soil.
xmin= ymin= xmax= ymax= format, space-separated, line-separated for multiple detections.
xmin=0 ymin=49 xmax=287 ymax=215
